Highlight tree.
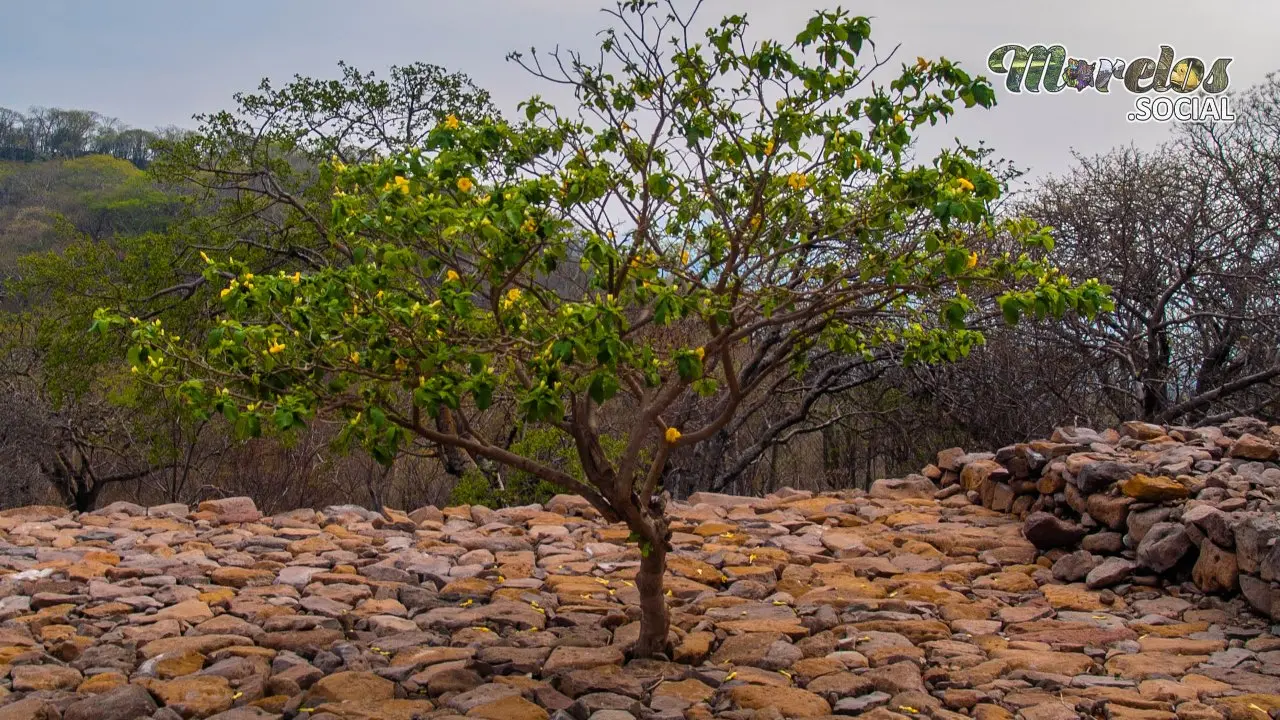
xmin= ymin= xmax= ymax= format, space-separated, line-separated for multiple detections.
xmin=914 ymin=139 xmax=1280 ymax=440
xmin=2 ymin=227 xmax=223 ymax=511
xmin=105 ymin=1 xmax=1108 ymax=657
xmin=1019 ymin=147 xmax=1280 ymax=425
xmin=146 ymin=60 xmax=500 ymax=281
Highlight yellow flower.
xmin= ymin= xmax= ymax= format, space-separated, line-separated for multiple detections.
xmin=349 ymin=351 xmax=360 ymax=364
xmin=220 ymin=288 xmax=232 ymax=299
xmin=665 ymin=427 xmax=682 ymax=444
xmin=394 ymin=358 xmax=408 ymax=371
xmin=290 ymin=272 xmax=301 ymax=284
xmin=966 ymin=251 xmax=979 ymax=269
xmin=456 ymin=177 xmax=474 ymax=193
xmin=506 ymin=288 xmax=522 ymax=302
xmin=956 ymin=177 xmax=975 ymax=192
xmin=243 ymin=273 xmax=253 ymax=281
xmin=199 ymin=251 xmax=211 ymax=264
xmin=894 ymin=112 xmax=904 ymax=124
xmin=694 ymin=347 xmax=705 ymax=360
xmin=763 ymin=140 xmax=774 ymax=156
xmin=446 ymin=269 xmax=460 ymax=282
xmin=443 ymin=114 xmax=460 ymax=130
xmin=268 ymin=342 xmax=285 ymax=354
xmin=786 ymin=173 xmax=808 ymax=190
xmin=916 ymin=56 xmax=929 ymax=72
xmin=749 ymin=215 xmax=761 ymax=230
xmin=392 ymin=176 xmax=410 ymax=194
xmin=520 ymin=217 xmax=537 ymax=233
xmin=681 ymin=250 xmax=690 ymax=264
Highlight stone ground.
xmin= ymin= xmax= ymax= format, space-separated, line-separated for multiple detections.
xmin=0 ymin=486 xmax=1277 ymax=720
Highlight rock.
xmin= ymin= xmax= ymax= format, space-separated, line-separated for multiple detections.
xmin=306 ymin=671 xmax=395 ymax=704
xmin=728 ymin=685 xmax=831 ymax=718
xmin=543 ymin=645 xmax=625 ymax=674
xmin=961 ymin=460 xmax=1009 ymax=492
xmin=1129 ymin=507 xmax=1173 ymax=545
xmin=863 ymin=661 xmax=924 ymax=695
xmin=1086 ymin=494 xmax=1134 ymax=530
xmin=152 ymin=675 xmax=235 ymax=718
xmin=447 ymin=684 xmax=523 ymax=713
xmin=64 ymin=684 xmax=159 ymax=720
xmin=210 ymin=567 xmax=274 ymax=588
xmin=709 ymin=632 xmax=787 ymax=668
xmin=1227 ymin=434 xmax=1277 ymax=460
xmin=685 ymin=492 xmax=757 ymax=508
xmin=1137 ymin=522 xmax=1193 ymax=572
xmin=1213 ymin=693 xmax=1280 ymax=720
xmin=1182 ymin=505 xmax=1234 ymax=548
xmin=833 ymin=692 xmax=892 ymax=714
xmin=1023 ymin=512 xmax=1086 ymax=550
xmin=1235 ymin=514 xmax=1280 ymax=574
xmin=11 ymin=664 xmax=82 ymax=691
xmin=466 ymin=695 xmax=549 ymax=720
xmin=1192 ymin=542 xmax=1238 ymax=593
xmin=314 ymin=700 xmax=435 ymax=719
xmin=1121 ymin=421 xmax=1167 ymax=441
xmin=1086 ymin=557 xmax=1137 ymax=589
xmin=0 ymin=699 xmax=61 ymax=720
xmin=936 ymin=447 xmax=966 ymax=471
xmin=1239 ymin=575 xmax=1274 ymax=616
xmin=1120 ymin=474 xmax=1190 ymax=502
xmin=869 ymin=475 xmax=936 ymax=500
xmin=1075 ymin=462 xmax=1134 ymax=493
xmin=558 ymin=666 xmax=642 ymax=699
xmin=197 ymin=497 xmax=261 ymax=523
xmin=1082 ymin=532 xmax=1125 ymax=554
xmin=1053 ymin=550 xmax=1101 ymax=582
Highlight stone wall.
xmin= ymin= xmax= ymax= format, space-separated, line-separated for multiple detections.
xmin=919 ymin=416 xmax=1280 ymax=621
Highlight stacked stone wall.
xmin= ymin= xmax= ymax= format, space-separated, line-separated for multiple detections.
xmin=919 ymin=417 xmax=1280 ymax=620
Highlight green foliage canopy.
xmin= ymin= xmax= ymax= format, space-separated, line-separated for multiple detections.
xmin=101 ymin=4 xmax=1111 ymax=522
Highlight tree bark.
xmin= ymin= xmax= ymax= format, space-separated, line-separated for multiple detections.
xmin=633 ymin=526 xmax=670 ymax=658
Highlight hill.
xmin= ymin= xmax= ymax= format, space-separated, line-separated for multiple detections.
xmin=0 ymin=154 xmax=180 ymax=270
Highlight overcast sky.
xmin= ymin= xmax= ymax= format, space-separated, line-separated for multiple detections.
xmin=2 ymin=1 xmax=1278 ymax=184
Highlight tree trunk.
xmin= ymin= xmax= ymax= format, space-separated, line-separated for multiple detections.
xmin=633 ymin=533 xmax=670 ymax=658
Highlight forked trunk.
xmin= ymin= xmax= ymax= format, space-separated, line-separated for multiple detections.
xmin=633 ymin=537 xmax=670 ymax=658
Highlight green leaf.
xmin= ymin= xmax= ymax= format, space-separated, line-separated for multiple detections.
xmin=999 ymin=297 xmax=1022 ymax=325
xmin=588 ymin=373 xmax=619 ymax=404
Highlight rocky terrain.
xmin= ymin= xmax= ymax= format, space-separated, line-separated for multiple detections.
xmin=0 ymin=420 xmax=1279 ymax=720
xmin=931 ymin=417 xmax=1280 ymax=620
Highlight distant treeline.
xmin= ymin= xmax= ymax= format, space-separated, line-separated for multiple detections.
xmin=0 ymin=106 xmax=187 ymax=168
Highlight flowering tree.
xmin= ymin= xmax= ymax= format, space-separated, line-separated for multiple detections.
xmin=99 ymin=1 xmax=1110 ymax=656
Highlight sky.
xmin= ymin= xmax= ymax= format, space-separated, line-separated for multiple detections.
xmin=2 ymin=0 xmax=1279 ymax=185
